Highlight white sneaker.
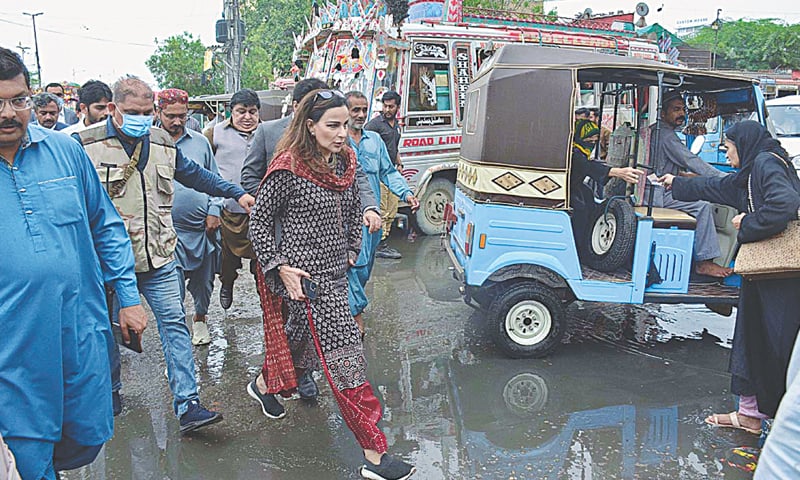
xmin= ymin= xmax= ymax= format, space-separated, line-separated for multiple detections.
xmin=191 ymin=321 xmax=211 ymax=346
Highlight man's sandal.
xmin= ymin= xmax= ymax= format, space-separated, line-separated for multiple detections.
xmin=704 ymin=411 xmax=762 ymax=435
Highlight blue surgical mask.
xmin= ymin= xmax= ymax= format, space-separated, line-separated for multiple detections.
xmin=119 ymin=113 xmax=153 ymax=138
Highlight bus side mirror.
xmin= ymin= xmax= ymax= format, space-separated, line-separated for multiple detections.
xmin=690 ymin=135 xmax=706 ymax=155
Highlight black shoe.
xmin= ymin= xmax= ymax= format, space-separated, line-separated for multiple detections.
xmin=247 ymin=378 xmax=285 ymax=419
xmin=219 ymin=283 xmax=233 ymax=310
xmin=360 ymin=454 xmax=416 ymax=480
xmin=375 ymin=242 xmax=402 ymax=259
xmin=112 ymin=391 xmax=122 ymax=417
xmin=297 ymin=370 xmax=319 ymax=400
xmin=179 ymin=400 xmax=223 ymax=434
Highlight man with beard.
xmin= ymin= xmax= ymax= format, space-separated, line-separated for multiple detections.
xmin=0 ymin=47 xmax=146 ymax=479
xmin=344 ymin=91 xmax=418 ymax=336
xmin=75 ymin=75 xmax=255 ymax=433
xmin=204 ymin=89 xmax=261 ymax=310
xmin=32 ymin=92 xmax=68 ymax=130
xmin=62 ymin=80 xmax=112 ymax=135
xmin=157 ymin=88 xmax=222 ymax=346
xmin=365 ymin=91 xmax=404 ymax=259
xmin=649 ymin=90 xmax=731 ymax=278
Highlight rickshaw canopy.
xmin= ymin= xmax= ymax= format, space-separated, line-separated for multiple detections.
xmin=459 ymin=45 xmax=758 ymax=208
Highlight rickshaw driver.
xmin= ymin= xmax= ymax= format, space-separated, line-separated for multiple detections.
xmin=571 ymin=119 xmax=643 ymax=255
xmin=650 ymin=90 xmax=732 ymax=278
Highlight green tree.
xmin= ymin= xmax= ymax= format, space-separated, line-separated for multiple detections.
xmin=240 ymin=0 xmax=308 ymax=88
xmin=463 ymin=0 xmax=556 ymax=15
xmin=146 ymin=32 xmax=223 ymax=95
xmin=687 ymin=19 xmax=800 ymax=70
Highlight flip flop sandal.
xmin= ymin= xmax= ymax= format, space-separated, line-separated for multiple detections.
xmin=719 ymin=446 xmax=760 ymax=473
xmin=705 ymin=411 xmax=762 ymax=435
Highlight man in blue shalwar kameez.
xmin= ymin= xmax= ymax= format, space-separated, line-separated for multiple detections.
xmin=343 ymin=91 xmax=419 ymax=336
xmin=0 ymin=47 xmax=147 ymax=480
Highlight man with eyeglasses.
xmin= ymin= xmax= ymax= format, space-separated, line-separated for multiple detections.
xmin=44 ymin=82 xmax=79 ymax=126
xmin=204 ymin=88 xmax=262 ymax=310
xmin=0 ymin=47 xmax=146 ymax=479
xmin=32 ymin=92 xmax=68 ymax=131
xmin=156 ymin=88 xmax=222 ymax=345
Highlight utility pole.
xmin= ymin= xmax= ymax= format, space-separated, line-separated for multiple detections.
xmin=15 ymin=43 xmax=30 ymax=63
xmin=23 ymin=12 xmax=43 ymax=88
xmin=223 ymin=0 xmax=243 ymax=93
xmin=711 ymin=8 xmax=722 ymax=70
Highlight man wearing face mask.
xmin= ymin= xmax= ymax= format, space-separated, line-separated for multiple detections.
xmin=203 ymin=88 xmax=261 ymax=310
xmin=75 ymin=76 xmax=256 ymax=434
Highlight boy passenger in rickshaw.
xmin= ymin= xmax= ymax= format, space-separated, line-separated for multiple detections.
xmin=570 ymin=119 xmax=643 ymax=257
xmin=649 ymin=90 xmax=732 ymax=278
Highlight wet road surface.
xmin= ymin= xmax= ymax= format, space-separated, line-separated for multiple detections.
xmin=66 ymin=235 xmax=758 ymax=479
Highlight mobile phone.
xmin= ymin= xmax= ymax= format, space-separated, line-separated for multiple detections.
xmin=301 ymin=277 xmax=318 ymax=301
xmin=112 ymin=322 xmax=143 ymax=353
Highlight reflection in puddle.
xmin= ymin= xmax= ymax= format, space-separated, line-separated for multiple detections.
xmin=64 ymin=238 xmax=751 ymax=480
xmin=565 ymin=301 xmax=735 ymax=349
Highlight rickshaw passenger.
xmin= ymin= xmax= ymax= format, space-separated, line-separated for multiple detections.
xmin=570 ymin=119 xmax=643 ymax=257
xmin=649 ymin=91 xmax=731 ymax=278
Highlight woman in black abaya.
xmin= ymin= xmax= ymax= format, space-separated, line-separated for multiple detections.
xmin=661 ymin=120 xmax=800 ymax=434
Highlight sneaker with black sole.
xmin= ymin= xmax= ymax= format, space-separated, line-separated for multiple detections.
xmin=375 ymin=242 xmax=402 ymax=260
xmin=179 ymin=400 xmax=223 ymax=434
xmin=360 ymin=454 xmax=416 ymax=480
xmin=219 ymin=284 xmax=233 ymax=310
xmin=297 ymin=370 xmax=319 ymax=400
xmin=247 ymin=378 xmax=286 ymax=419
xmin=112 ymin=391 xmax=122 ymax=417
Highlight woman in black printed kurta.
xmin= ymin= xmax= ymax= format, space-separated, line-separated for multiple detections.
xmin=247 ymin=90 xmax=416 ymax=480
xmin=661 ymin=121 xmax=800 ymax=435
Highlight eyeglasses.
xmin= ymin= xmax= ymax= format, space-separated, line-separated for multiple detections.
xmin=0 ymin=96 xmax=33 ymax=112
xmin=314 ymin=89 xmax=345 ymax=103
xmin=52 ymin=92 xmax=64 ymax=98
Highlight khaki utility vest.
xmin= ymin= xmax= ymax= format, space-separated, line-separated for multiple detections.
xmin=78 ymin=123 xmax=178 ymax=273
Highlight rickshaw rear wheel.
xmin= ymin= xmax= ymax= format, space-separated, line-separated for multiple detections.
xmin=415 ymin=177 xmax=454 ymax=235
xmin=583 ymin=198 xmax=636 ymax=272
xmin=489 ymin=282 xmax=565 ymax=358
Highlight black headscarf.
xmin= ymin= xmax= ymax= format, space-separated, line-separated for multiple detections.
xmin=726 ymin=120 xmax=789 ymax=187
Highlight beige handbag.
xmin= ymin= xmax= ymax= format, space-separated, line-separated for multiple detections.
xmin=734 ymin=153 xmax=800 ymax=279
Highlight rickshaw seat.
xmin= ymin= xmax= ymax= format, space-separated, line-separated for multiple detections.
xmin=634 ymin=207 xmax=697 ymax=230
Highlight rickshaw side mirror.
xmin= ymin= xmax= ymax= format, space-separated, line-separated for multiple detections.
xmin=690 ymin=135 xmax=706 ymax=155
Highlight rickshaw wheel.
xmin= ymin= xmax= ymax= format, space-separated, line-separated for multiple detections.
xmin=415 ymin=178 xmax=454 ymax=235
xmin=583 ymin=198 xmax=636 ymax=272
xmin=489 ymin=282 xmax=565 ymax=358
xmin=501 ymin=372 xmax=549 ymax=417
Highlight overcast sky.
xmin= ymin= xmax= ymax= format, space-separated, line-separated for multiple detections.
xmin=0 ymin=0 xmax=797 ymax=89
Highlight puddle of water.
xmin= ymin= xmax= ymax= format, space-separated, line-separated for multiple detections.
xmin=62 ymin=236 xmax=754 ymax=480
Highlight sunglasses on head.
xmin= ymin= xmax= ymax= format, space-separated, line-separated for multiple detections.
xmin=314 ymin=89 xmax=345 ymax=102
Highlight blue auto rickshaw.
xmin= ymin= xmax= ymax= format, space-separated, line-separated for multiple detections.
xmin=445 ymin=45 xmax=769 ymax=358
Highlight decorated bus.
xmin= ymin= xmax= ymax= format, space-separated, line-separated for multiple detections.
xmin=294 ymin=0 xmax=662 ymax=234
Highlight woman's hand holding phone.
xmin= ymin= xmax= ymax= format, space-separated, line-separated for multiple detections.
xmin=278 ymin=265 xmax=311 ymax=301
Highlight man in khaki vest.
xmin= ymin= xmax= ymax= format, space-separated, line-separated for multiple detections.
xmin=76 ymin=76 xmax=255 ymax=434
